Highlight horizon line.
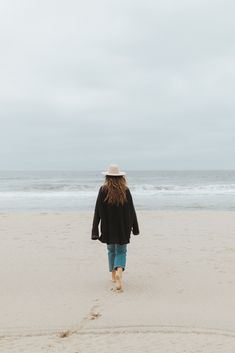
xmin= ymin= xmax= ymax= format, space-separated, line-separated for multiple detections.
xmin=0 ymin=169 xmax=235 ymax=172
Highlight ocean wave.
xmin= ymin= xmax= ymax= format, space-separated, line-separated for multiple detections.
xmin=1 ymin=184 xmax=235 ymax=198
xmin=21 ymin=184 xmax=96 ymax=192
xmin=0 ymin=191 xmax=97 ymax=198
xmin=131 ymin=184 xmax=235 ymax=195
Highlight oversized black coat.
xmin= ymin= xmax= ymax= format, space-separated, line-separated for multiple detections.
xmin=91 ymin=186 xmax=140 ymax=244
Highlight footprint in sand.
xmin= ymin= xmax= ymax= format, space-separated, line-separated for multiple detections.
xmin=58 ymin=329 xmax=73 ymax=338
xmin=87 ymin=302 xmax=102 ymax=320
xmin=57 ymin=302 xmax=102 ymax=340
xmin=110 ymin=287 xmax=124 ymax=293
xmin=90 ymin=312 xmax=101 ymax=320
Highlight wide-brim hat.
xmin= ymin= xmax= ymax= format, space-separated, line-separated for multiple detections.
xmin=101 ymin=164 xmax=126 ymax=176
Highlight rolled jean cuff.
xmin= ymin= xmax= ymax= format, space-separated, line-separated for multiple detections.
xmin=107 ymin=244 xmax=127 ymax=272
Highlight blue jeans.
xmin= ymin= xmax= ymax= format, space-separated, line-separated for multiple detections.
xmin=107 ymin=244 xmax=127 ymax=272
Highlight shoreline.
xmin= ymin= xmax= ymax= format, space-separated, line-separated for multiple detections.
xmin=1 ymin=208 xmax=235 ymax=213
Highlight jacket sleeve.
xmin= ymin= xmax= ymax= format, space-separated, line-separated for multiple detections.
xmin=127 ymin=189 xmax=140 ymax=235
xmin=91 ymin=187 xmax=102 ymax=240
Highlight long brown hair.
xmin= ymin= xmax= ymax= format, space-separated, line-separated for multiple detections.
xmin=102 ymin=175 xmax=128 ymax=205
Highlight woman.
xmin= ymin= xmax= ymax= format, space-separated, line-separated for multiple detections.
xmin=91 ymin=164 xmax=140 ymax=291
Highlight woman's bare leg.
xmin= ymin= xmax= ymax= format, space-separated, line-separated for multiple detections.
xmin=111 ymin=270 xmax=116 ymax=282
xmin=115 ymin=267 xmax=123 ymax=290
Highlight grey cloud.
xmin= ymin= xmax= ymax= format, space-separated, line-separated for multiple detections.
xmin=0 ymin=0 xmax=234 ymax=170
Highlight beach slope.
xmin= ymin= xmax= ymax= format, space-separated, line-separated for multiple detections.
xmin=0 ymin=211 xmax=234 ymax=352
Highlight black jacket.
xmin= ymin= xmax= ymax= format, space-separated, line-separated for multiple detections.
xmin=91 ymin=186 xmax=140 ymax=244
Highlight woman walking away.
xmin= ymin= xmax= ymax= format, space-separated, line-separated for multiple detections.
xmin=91 ymin=164 xmax=140 ymax=292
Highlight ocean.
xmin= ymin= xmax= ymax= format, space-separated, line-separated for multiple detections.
xmin=0 ymin=170 xmax=234 ymax=211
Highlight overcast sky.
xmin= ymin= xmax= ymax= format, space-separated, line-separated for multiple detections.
xmin=0 ymin=0 xmax=234 ymax=170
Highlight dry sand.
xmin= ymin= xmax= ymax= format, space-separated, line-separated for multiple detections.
xmin=0 ymin=210 xmax=235 ymax=352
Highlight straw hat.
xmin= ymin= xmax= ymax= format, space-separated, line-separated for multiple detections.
xmin=101 ymin=164 xmax=126 ymax=176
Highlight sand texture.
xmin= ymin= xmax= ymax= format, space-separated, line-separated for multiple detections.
xmin=0 ymin=210 xmax=235 ymax=352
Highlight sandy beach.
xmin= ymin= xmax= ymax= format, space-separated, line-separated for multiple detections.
xmin=0 ymin=210 xmax=235 ymax=352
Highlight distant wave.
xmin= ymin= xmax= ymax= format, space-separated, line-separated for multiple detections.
xmin=0 ymin=191 xmax=97 ymax=198
xmin=21 ymin=184 xmax=95 ymax=192
xmin=1 ymin=183 xmax=235 ymax=197
xmin=131 ymin=183 xmax=235 ymax=195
